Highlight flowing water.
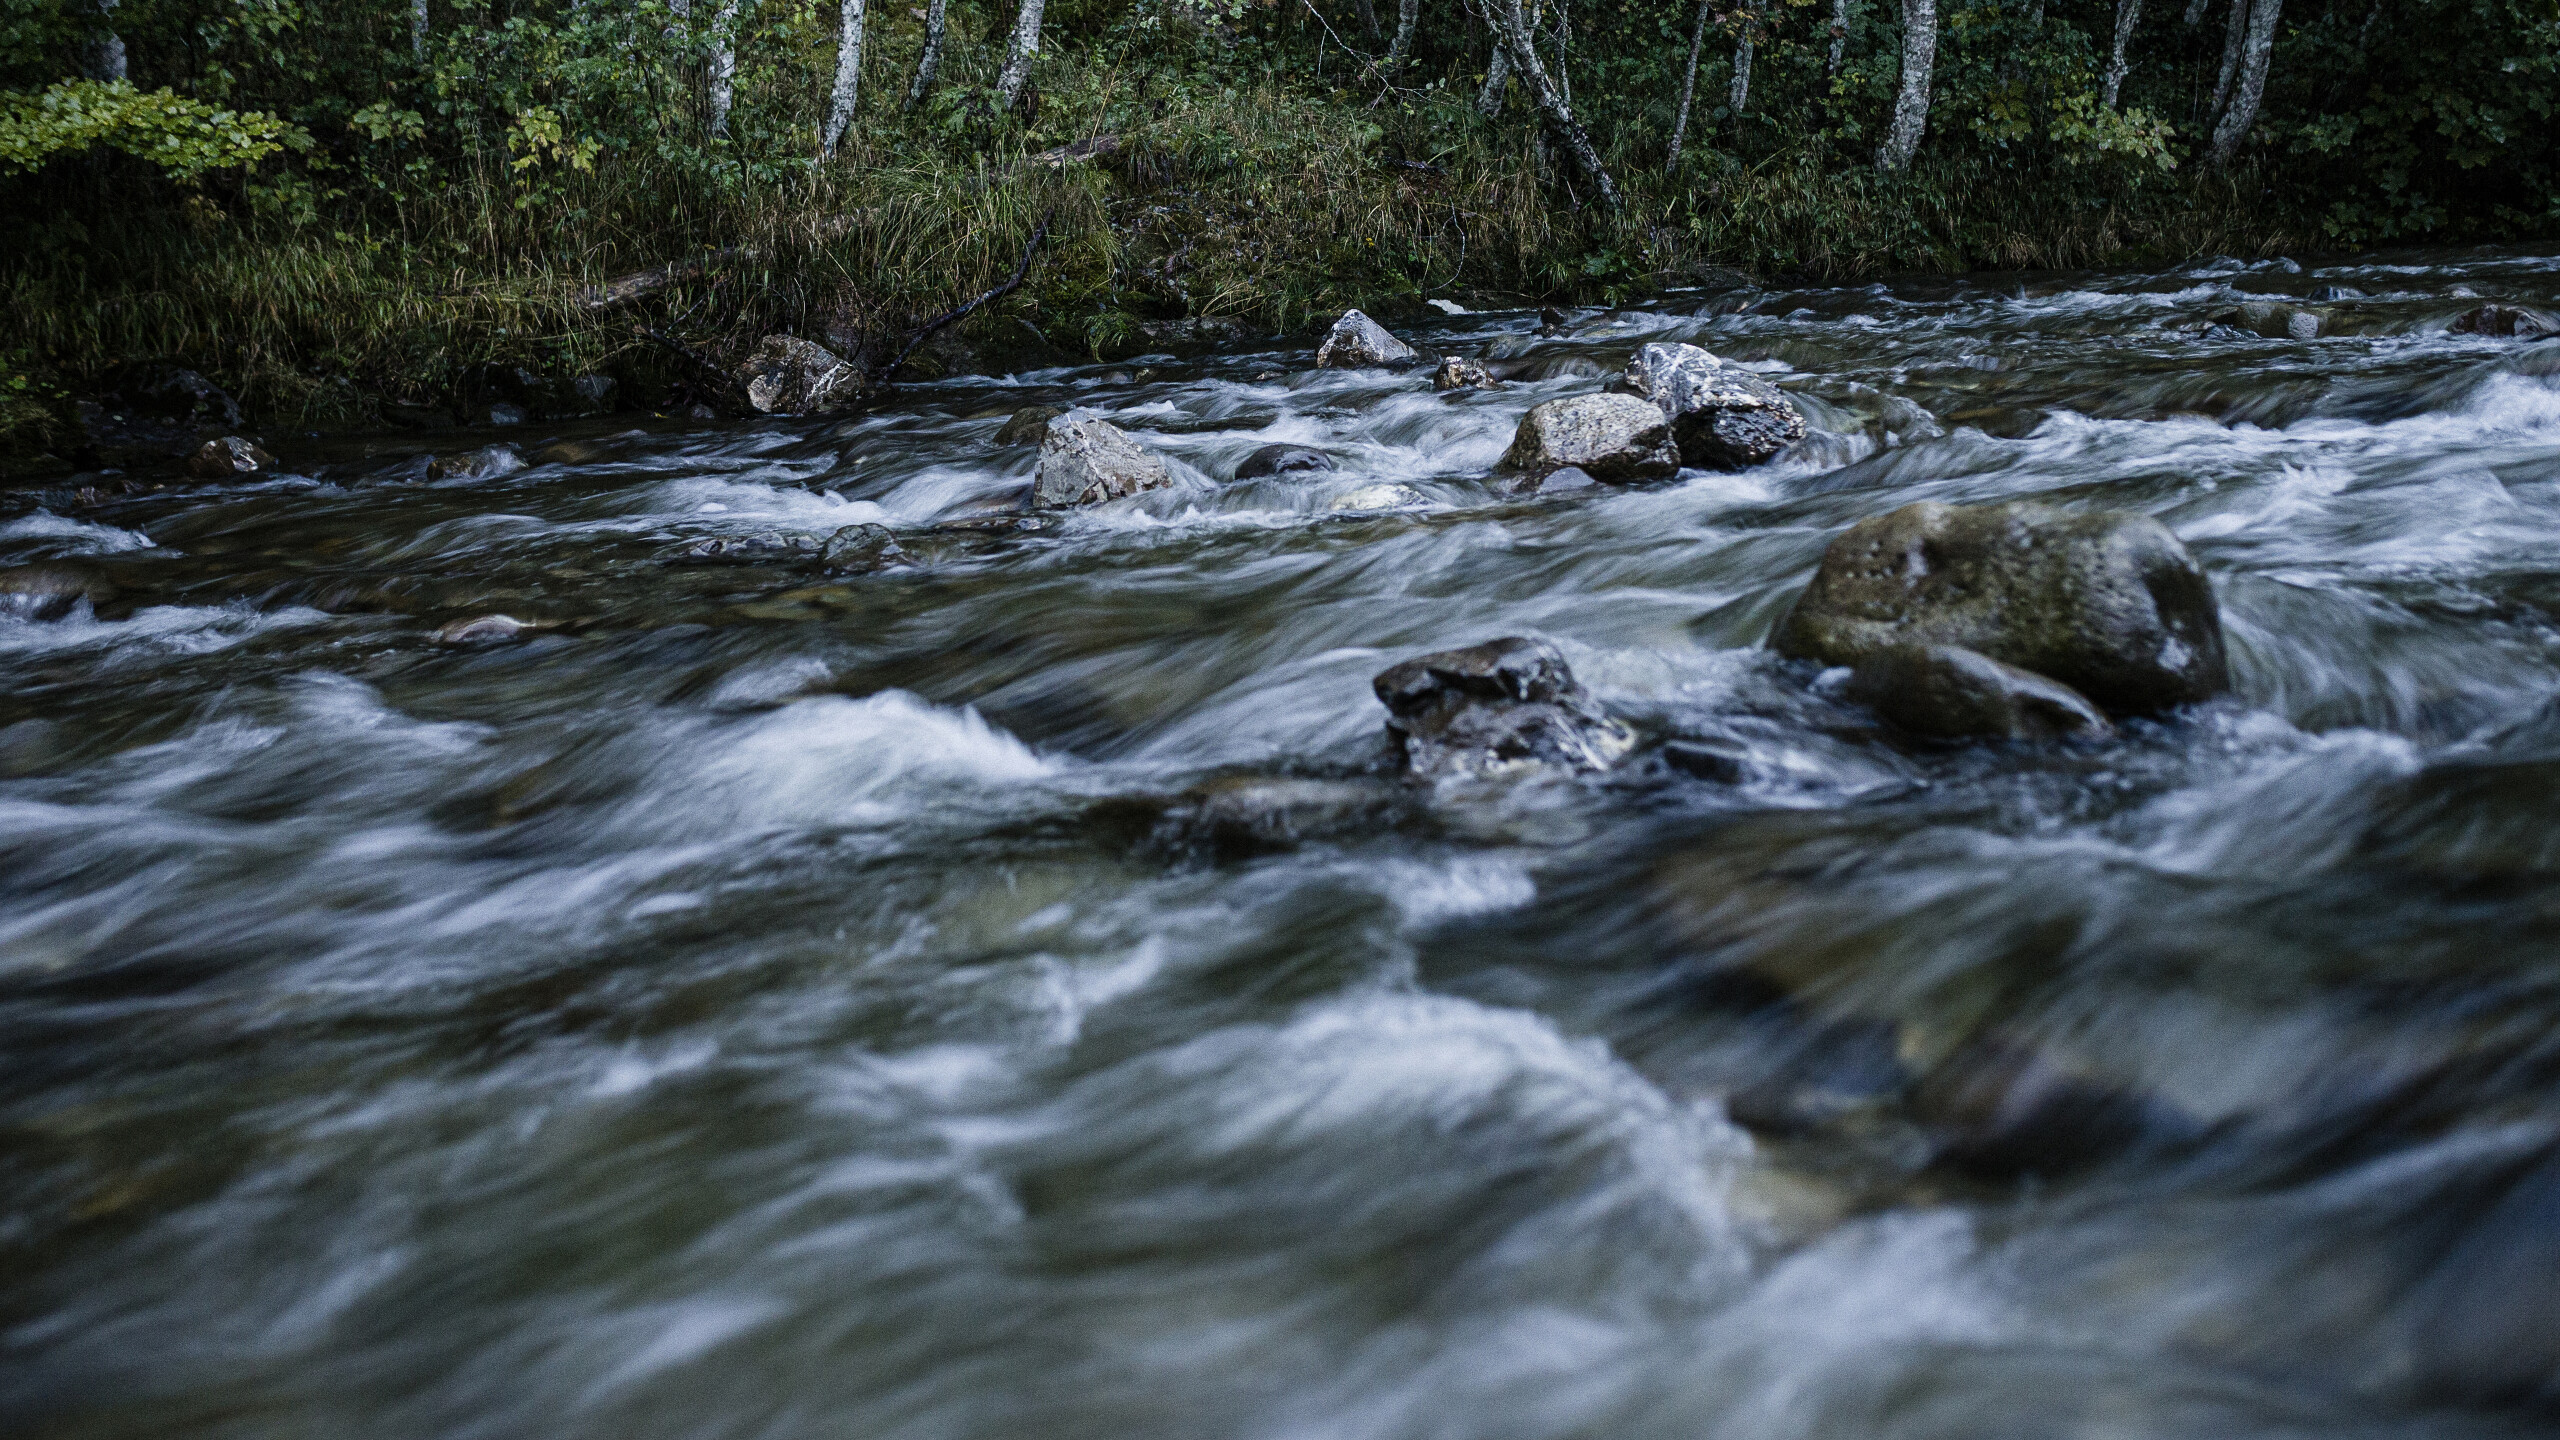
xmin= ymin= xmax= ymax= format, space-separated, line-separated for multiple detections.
xmin=6 ymin=248 xmax=2560 ymax=1439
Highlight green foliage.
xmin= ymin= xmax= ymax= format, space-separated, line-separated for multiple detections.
xmin=0 ymin=80 xmax=308 ymax=179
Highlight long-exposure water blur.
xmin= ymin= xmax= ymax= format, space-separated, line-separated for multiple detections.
xmin=6 ymin=248 xmax=2560 ymax=1440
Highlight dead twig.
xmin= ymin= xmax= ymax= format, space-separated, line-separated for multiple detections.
xmin=876 ymin=213 xmax=1055 ymax=385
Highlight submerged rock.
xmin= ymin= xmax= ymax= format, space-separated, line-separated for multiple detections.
xmin=425 ymin=444 xmax=526 ymax=481
xmin=658 ymin=533 xmax=823 ymax=566
xmin=1314 ymin=310 xmax=1418 ymax=369
xmin=1775 ymin=501 xmax=2228 ymax=717
xmin=2450 ymin=304 xmax=2558 ymax=338
xmin=1844 ymin=642 xmax=2114 ymax=743
xmin=1033 ymin=415 xmax=1174 ymax=507
xmin=822 ymin=523 xmax=907 ymax=570
xmin=737 ymin=335 xmax=865 ymax=415
xmin=1372 ymin=637 xmax=1636 ymax=780
xmin=1615 ymin=342 xmax=1806 ymax=469
xmin=994 ymin=404 xmax=1065 ymax=445
xmin=1328 ymin=483 xmax=1425 ymax=511
xmin=185 ymin=435 xmax=276 ymax=480
xmin=1433 ymin=357 xmax=1499 ymax=391
xmin=1502 ymin=393 xmax=1679 ymax=482
xmin=1156 ymin=775 xmax=1411 ymax=859
xmin=0 ymin=563 xmax=117 ymax=621
xmin=1235 ymin=443 xmax=1334 ymax=480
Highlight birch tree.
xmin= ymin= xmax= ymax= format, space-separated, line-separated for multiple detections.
xmin=1729 ymin=1 xmax=1759 ymax=118
xmin=822 ymin=0 xmax=866 ymax=155
xmin=409 ymin=0 xmax=428 ymax=63
xmin=2102 ymin=0 xmax=2141 ymax=106
xmin=2208 ymin=0 xmax=2281 ymax=165
xmin=1666 ymin=0 xmax=1712 ymax=172
xmin=906 ymin=0 xmax=947 ymax=108
xmin=83 ymin=0 xmax=127 ymax=82
xmin=706 ymin=0 xmax=741 ymax=137
xmin=997 ymin=0 xmax=1045 ymax=109
xmin=2210 ymin=0 xmax=2248 ymax=121
xmin=1477 ymin=0 xmax=1539 ymax=116
xmin=1876 ymin=0 xmax=1936 ymax=170
xmin=1385 ymin=0 xmax=1420 ymax=70
xmin=1829 ymin=0 xmax=1849 ymax=75
xmin=1485 ymin=0 xmax=1619 ymax=207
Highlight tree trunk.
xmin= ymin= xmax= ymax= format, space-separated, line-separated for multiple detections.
xmin=705 ymin=0 xmax=742 ymax=138
xmin=1876 ymin=0 xmax=1935 ymax=170
xmin=2102 ymin=0 xmax=2141 ymax=106
xmin=2181 ymin=0 xmax=2207 ymax=23
xmin=1666 ymin=0 xmax=1712 ymax=171
xmin=2210 ymin=0 xmax=2247 ymax=122
xmin=1385 ymin=0 xmax=1419 ymax=69
xmin=82 ymin=0 xmax=127 ymax=82
xmin=1487 ymin=0 xmax=1619 ymax=207
xmin=997 ymin=0 xmax=1044 ymax=108
xmin=821 ymin=0 xmax=865 ymax=155
xmin=409 ymin=0 xmax=428 ymax=63
xmin=906 ymin=0 xmax=947 ymax=108
xmin=1729 ymin=17 xmax=1755 ymax=117
xmin=1355 ymin=0 xmax=1380 ymax=46
xmin=1829 ymin=0 xmax=1849 ymax=75
xmin=2209 ymin=0 xmax=2280 ymax=166
xmin=1477 ymin=44 xmax=1511 ymax=115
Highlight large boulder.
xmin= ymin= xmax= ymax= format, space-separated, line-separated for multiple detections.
xmin=1844 ymin=643 xmax=2113 ymax=743
xmin=1314 ymin=310 xmax=1418 ymax=369
xmin=994 ymin=404 xmax=1065 ymax=445
xmin=1033 ymin=414 xmax=1174 ymax=507
xmin=1372 ymin=637 xmax=1635 ymax=780
xmin=1615 ymin=342 xmax=1805 ymax=469
xmin=1774 ymin=501 xmax=2228 ymax=717
xmin=736 ymin=335 xmax=865 ymax=415
xmin=1502 ymin=393 xmax=1679 ymax=482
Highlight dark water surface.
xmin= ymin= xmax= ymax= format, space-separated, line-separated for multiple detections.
xmin=7 ymin=250 xmax=2560 ymax=1439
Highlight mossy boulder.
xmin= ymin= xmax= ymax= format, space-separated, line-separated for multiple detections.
xmin=1844 ymin=643 xmax=2113 ymax=742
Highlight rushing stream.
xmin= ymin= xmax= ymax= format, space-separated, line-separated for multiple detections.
xmin=7 ymin=247 xmax=2560 ymax=1439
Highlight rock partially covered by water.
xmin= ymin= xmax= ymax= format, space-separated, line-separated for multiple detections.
xmin=1314 ymin=310 xmax=1418 ymax=369
xmin=658 ymin=533 xmax=823 ymax=566
xmin=1235 ymin=443 xmax=1333 ymax=480
xmin=436 ymin=614 xmax=535 ymax=645
xmin=1329 ymin=483 xmax=1425 ymax=512
xmin=0 ymin=562 xmax=117 ymax=621
xmin=822 ymin=523 xmax=907 ymax=570
xmin=2450 ymin=304 xmax=2558 ymax=339
xmin=1502 ymin=393 xmax=1679 ymax=482
xmin=426 ymin=444 xmax=526 ymax=481
xmin=1433 ymin=357 xmax=1498 ymax=391
xmin=185 ymin=435 xmax=277 ymax=479
xmin=1373 ymin=637 xmax=1636 ymax=780
xmin=1034 ymin=415 xmax=1174 ymax=507
xmin=1775 ymin=501 xmax=2229 ymax=717
xmin=1844 ymin=643 xmax=2113 ymax=743
xmin=994 ymin=405 xmax=1065 ymax=446
xmin=737 ymin=335 xmax=865 ymax=415
xmin=1615 ymin=342 xmax=1805 ymax=469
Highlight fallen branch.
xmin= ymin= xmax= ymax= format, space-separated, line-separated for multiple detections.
xmin=1025 ymin=135 xmax=1121 ymax=168
xmin=875 ymin=213 xmax=1054 ymax=385
xmin=577 ymin=247 xmax=755 ymax=311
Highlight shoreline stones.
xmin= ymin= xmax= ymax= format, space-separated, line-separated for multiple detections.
xmin=1775 ymin=500 xmax=2229 ymax=720
xmin=1615 ymin=342 xmax=1805 ymax=469
xmin=1315 ymin=310 xmax=1418 ymax=369
xmin=1033 ymin=414 xmax=1174 ymax=507
xmin=1235 ymin=443 xmax=1334 ymax=480
xmin=1844 ymin=643 xmax=2114 ymax=743
xmin=1502 ymin=393 xmax=1679 ymax=482
xmin=186 ymin=436 xmax=277 ymax=480
xmin=1373 ymin=637 xmax=1635 ymax=780
xmin=737 ymin=335 xmax=865 ymax=415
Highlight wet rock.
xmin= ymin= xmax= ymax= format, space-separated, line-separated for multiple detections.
xmin=2287 ymin=309 xmax=2324 ymax=340
xmin=2310 ymin=284 xmax=2365 ymax=302
xmin=657 ymin=533 xmax=823 ymax=566
xmin=1615 ymin=342 xmax=1806 ymax=469
xmin=1154 ymin=775 xmax=1411 ymax=859
xmin=1774 ymin=501 xmax=2229 ymax=717
xmin=185 ymin=436 xmax=277 ymax=480
xmin=426 ymin=444 xmax=526 ymax=481
xmin=994 ymin=404 xmax=1066 ymax=446
xmin=436 ymin=614 xmax=535 ymax=645
xmin=0 ymin=562 xmax=117 ymax=621
xmin=1915 ymin=1038 xmax=2204 ymax=1178
xmin=1033 ymin=415 xmax=1174 ymax=507
xmin=1433 ymin=356 xmax=1499 ymax=391
xmin=1373 ymin=637 xmax=1636 ymax=780
xmin=1314 ymin=310 xmax=1418 ymax=369
xmin=2234 ymin=301 xmax=2323 ymax=340
xmin=934 ymin=513 xmax=1053 ymax=535
xmin=470 ymin=401 xmax=529 ymax=427
xmin=569 ymin=374 xmax=619 ymax=413
xmin=1328 ymin=483 xmax=1425 ymax=511
xmin=1536 ymin=306 xmax=1577 ymax=337
xmin=1516 ymin=465 xmax=1597 ymax=495
xmin=1844 ymin=642 xmax=2114 ymax=743
xmin=736 ymin=335 xmax=866 ymax=415
xmin=1235 ymin=443 xmax=1334 ymax=480
xmin=1501 ymin=393 xmax=1679 ymax=483
xmin=822 ymin=523 xmax=907 ymax=570
xmin=1659 ymin=739 xmax=1749 ymax=783
xmin=2450 ymin=304 xmax=2559 ymax=339
xmin=1139 ymin=315 xmax=1253 ymax=348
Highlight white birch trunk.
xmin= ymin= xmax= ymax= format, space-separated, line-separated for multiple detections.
xmin=1666 ymin=0 xmax=1711 ymax=172
xmin=1829 ymin=0 xmax=1849 ymax=75
xmin=822 ymin=0 xmax=865 ymax=155
xmin=2210 ymin=0 xmax=2248 ymax=122
xmin=997 ymin=0 xmax=1045 ymax=108
xmin=706 ymin=0 xmax=740 ymax=137
xmin=905 ymin=0 xmax=947 ymax=108
xmin=2208 ymin=0 xmax=2281 ymax=166
xmin=2181 ymin=0 xmax=2208 ymax=23
xmin=83 ymin=0 xmax=127 ymax=82
xmin=1729 ymin=36 xmax=1753 ymax=117
xmin=1385 ymin=0 xmax=1419 ymax=69
xmin=1487 ymin=0 xmax=1619 ymax=208
xmin=409 ymin=0 xmax=428 ymax=63
xmin=1477 ymin=42 xmax=1511 ymax=114
xmin=2102 ymin=0 xmax=2141 ymax=106
xmin=1876 ymin=0 xmax=1935 ymax=171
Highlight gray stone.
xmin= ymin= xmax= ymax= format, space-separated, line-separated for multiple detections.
xmin=1328 ymin=483 xmax=1425 ymax=511
xmin=1164 ymin=775 xmax=1409 ymax=858
xmin=1502 ymin=393 xmax=1679 ymax=482
xmin=2450 ymin=304 xmax=2559 ymax=339
xmin=822 ymin=523 xmax=907 ymax=570
xmin=658 ymin=533 xmax=823 ymax=566
xmin=1314 ymin=310 xmax=1418 ymax=369
xmin=737 ymin=335 xmax=865 ymax=415
xmin=1434 ymin=357 xmax=1498 ymax=391
xmin=2310 ymin=285 xmax=2364 ymax=302
xmin=1235 ymin=443 xmax=1334 ymax=479
xmin=185 ymin=435 xmax=276 ymax=480
xmin=1615 ymin=342 xmax=1806 ymax=469
xmin=1033 ymin=415 xmax=1174 ymax=507
xmin=570 ymin=374 xmax=619 ymax=413
xmin=1773 ymin=501 xmax=2229 ymax=717
xmin=1372 ymin=637 xmax=1636 ymax=780
xmin=1844 ymin=643 xmax=2113 ymax=742
xmin=2286 ymin=309 xmax=2323 ymax=340
xmin=994 ymin=405 xmax=1066 ymax=446
xmin=426 ymin=444 xmax=526 ymax=481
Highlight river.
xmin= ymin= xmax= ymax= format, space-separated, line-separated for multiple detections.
xmin=5 ymin=247 xmax=2559 ymax=1438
